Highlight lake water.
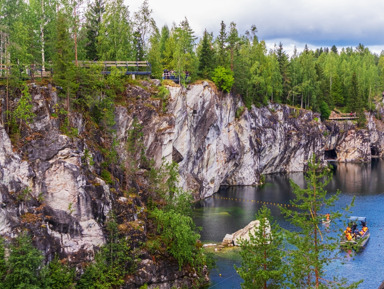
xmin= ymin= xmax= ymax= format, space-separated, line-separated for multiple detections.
xmin=193 ymin=160 xmax=384 ymax=289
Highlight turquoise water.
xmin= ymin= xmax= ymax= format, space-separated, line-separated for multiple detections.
xmin=193 ymin=160 xmax=384 ymax=288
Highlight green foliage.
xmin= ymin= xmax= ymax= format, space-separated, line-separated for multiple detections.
xmin=197 ymin=30 xmax=215 ymax=79
xmin=97 ymin=0 xmax=133 ymax=60
xmin=319 ymin=100 xmax=331 ymax=120
xmin=13 ymin=83 xmax=35 ymax=129
xmin=235 ymin=106 xmax=245 ymax=119
xmin=17 ymin=186 xmax=32 ymax=202
xmin=236 ymin=206 xmax=286 ymax=289
xmin=77 ymin=217 xmax=134 ymax=289
xmin=212 ymin=66 xmax=234 ymax=93
xmin=101 ymin=169 xmax=113 ymax=185
xmin=152 ymin=207 xmax=200 ymax=269
xmin=4 ymin=232 xmax=44 ymax=289
xmin=0 ymin=238 xmax=6 ymax=284
xmin=281 ymin=155 xmax=361 ymax=289
xmin=41 ymin=256 xmax=75 ymax=289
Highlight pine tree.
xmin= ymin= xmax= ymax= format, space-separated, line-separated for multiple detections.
xmin=349 ymin=71 xmax=366 ymax=127
xmin=282 ymin=156 xmax=361 ymax=289
xmin=4 ymin=233 xmax=44 ymax=289
xmin=41 ymin=256 xmax=75 ymax=289
xmin=197 ymin=29 xmax=214 ymax=79
xmin=97 ymin=0 xmax=133 ymax=60
xmin=227 ymin=22 xmax=240 ymax=71
xmin=236 ymin=206 xmax=286 ymax=289
xmin=216 ymin=20 xmax=227 ymax=67
xmin=84 ymin=0 xmax=105 ymax=60
xmin=276 ymin=42 xmax=290 ymax=103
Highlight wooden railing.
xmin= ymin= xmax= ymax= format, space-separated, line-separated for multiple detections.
xmin=329 ymin=112 xmax=358 ymax=120
xmin=75 ymin=60 xmax=151 ymax=75
xmin=0 ymin=61 xmax=151 ymax=78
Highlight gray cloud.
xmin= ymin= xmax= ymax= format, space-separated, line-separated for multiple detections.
xmin=128 ymin=0 xmax=384 ymax=50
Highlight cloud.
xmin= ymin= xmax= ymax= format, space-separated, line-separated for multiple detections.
xmin=128 ymin=0 xmax=384 ymax=50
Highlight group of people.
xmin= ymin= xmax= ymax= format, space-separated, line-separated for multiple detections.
xmin=344 ymin=221 xmax=368 ymax=241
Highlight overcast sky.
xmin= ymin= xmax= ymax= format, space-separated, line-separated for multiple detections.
xmin=127 ymin=0 xmax=384 ymax=55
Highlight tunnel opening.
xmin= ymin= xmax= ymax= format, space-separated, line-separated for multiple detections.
xmin=324 ymin=149 xmax=337 ymax=161
xmin=371 ymin=146 xmax=380 ymax=158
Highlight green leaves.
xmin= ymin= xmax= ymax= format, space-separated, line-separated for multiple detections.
xmin=236 ymin=206 xmax=286 ymax=289
xmin=152 ymin=208 xmax=200 ymax=269
xmin=212 ymin=66 xmax=234 ymax=93
xmin=13 ymin=83 xmax=35 ymax=128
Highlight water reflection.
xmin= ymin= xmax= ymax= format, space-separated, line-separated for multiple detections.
xmin=194 ymin=159 xmax=384 ymax=289
xmin=329 ymin=159 xmax=384 ymax=195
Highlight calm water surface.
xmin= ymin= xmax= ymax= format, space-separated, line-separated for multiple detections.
xmin=193 ymin=160 xmax=384 ymax=289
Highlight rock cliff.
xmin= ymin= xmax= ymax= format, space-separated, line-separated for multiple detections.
xmin=0 ymin=81 xmax=383 ymax=287
xmin=126 ymin=82 xmax=383 ymax=199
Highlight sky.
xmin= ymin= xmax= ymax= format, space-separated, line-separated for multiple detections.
xmin=127 ymin=0 xmax=384 ymax=55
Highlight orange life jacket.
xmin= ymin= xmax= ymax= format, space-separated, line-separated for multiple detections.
xmin=360 ymin=226 xmax=368 ymax=235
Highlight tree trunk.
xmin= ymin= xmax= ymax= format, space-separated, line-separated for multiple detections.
xmin=74 ymin=5 xmax=78 ymax=67
xmin=41 ymin=0 xmax=45 ymax=71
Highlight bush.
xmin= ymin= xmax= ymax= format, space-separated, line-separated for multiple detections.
xmin=152 ymin=208 xmax=200 ymax=269
xmin=212 ymin=66 xmax=234 ymax=93
xmin=319 ymin=101 xmax=331 ymax=120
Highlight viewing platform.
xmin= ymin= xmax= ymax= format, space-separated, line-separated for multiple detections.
xmin=0 ymin=61 xmax=152 ymax=79
xmin=328 ymin=111 xmax=358 ymax=120
xmin=75 ymin=60 xmax=151 ymax=75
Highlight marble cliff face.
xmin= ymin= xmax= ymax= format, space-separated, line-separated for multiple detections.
xmin=0 ymin=81 xmax=383 ymax=287
xmin=115 ymin=82 xmax=382 ymax=199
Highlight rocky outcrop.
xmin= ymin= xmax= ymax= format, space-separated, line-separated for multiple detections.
xmin=122 ymin=82 xmax=383 ymax=199
xmin=0 ymin=85 xmax=111 ymax=261
xmin=222 ymin=219 xmax=270 ymax=247
xmin=1 ymin=81 xmax=384 ymax=287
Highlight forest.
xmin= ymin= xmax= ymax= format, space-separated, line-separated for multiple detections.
xmin=1 ymin=0 xmax=384 ymax=123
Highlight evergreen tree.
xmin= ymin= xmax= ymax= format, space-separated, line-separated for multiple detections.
xmin=84 ymin=0 xmax=105 ymax=60
xmin=227 ymin=22 xmax=240 ymax=71
xmin=276 ymin=42 xmax=290 ymax=102
xmin=4 ymin=233 xmax=44 ymax=289
xmin=97 ymin=0 xmax=133 ymax=60
xmin=77 ymin=217 xmax=133 ymax=288
xmin=216 ymin=20 xmax=228 ymax=67
xmin=41 ymin=256 xmax=75 ymax=289
xmin=349 ymin=71 xmax=365 ymax=127
xmin=197 ymin=29 xmax=215 ymax=79
xmin=236 ymin=206 xmax=286 ymax=289
xmin=0 ymin=238 xmax=6 ymax=285
xmin=13 ymin=83 xmax=35 ymax=130
xmin=159 ymin=25 xmax=170 ymax=64
xmin=282 ymin=156 xmax=361 ymax=289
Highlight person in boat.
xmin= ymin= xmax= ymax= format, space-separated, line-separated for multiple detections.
xmin=353 ymin=229 xmax=361 ymax=239
xmin=325 ymin=213 xmax=330 ymax=222
xmin=344 ymin=226 xmax=353 ymax=240
xmin=360 ymin=222 xmax=368 ymax=236
xmin=345 ymin=231 xmax=353 ymax=241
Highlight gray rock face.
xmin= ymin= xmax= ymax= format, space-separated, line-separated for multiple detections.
xmin=0 ymin=86 xmax=111 ymax=262
xmin=1 ymin=82 xmax=384 ymax=287
xmin=113 ymin=83 xmax=384 ymax=199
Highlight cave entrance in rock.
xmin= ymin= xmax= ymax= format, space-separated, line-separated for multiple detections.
xmin=324 ymin=149 xmax=337 ymax=161
xmin=371 ymin=146 xmax=380 ymax=158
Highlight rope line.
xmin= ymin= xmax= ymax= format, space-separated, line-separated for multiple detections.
xmin=211 ymin=195 xmax=296 ymax=207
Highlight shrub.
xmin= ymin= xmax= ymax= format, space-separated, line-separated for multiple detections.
xmin=212 ymin=66 xmax=234 ymax=93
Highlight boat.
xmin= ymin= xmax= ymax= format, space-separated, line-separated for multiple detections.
xmin=322 ymin=213 xmax=331 ymax=224
xmin=340 ymin=216 xmax=370 ymax=248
